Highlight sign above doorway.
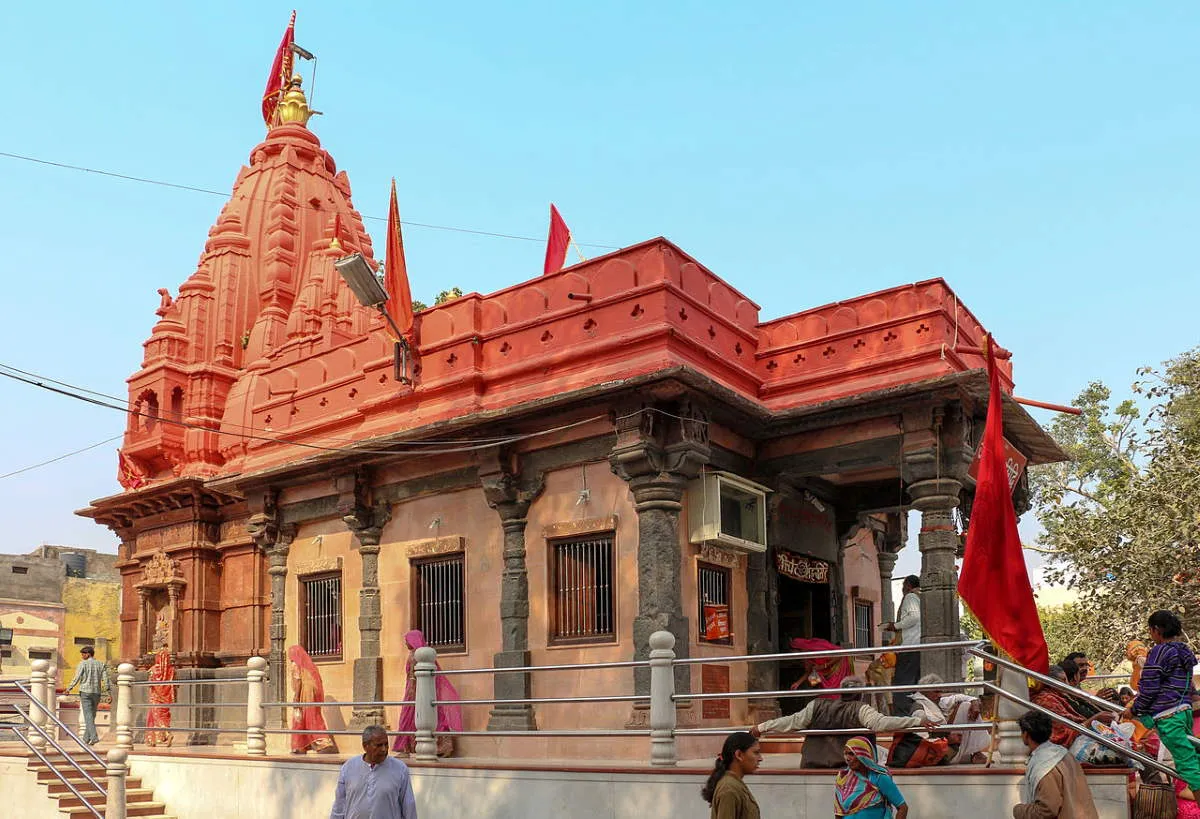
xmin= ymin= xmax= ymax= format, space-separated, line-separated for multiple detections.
xmin=775 ymin=552 xmax=830 ymax=584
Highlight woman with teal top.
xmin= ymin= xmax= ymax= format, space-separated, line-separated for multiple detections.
xmin=834 ymin=736 xmax=909 ymax=818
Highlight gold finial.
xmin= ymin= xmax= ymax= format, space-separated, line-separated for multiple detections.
xmin=276 ymin=74 xmax=312 ymax=126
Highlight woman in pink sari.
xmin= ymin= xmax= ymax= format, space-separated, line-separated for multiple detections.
xmin=789 ymin=638 xmax=853 ymax=700
xmin=287 ymin=645 xmax=336 ymax=754
xmin=145 ymin=647 xmax=175 ymax=747
xmin=393 ymin=630 xmax=462 ymax=757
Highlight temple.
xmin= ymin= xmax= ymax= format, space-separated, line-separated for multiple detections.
xmin=79 ymin=69 xmax=1063 ymax=759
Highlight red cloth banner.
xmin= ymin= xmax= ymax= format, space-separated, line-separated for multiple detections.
xmin=542 ymin=204 xmax=571 ymax=276
xmin=262 ymin=11 xmax=296 ymax=126
xmin=958 ymin=336 xmax=1050 ymax=673
xmin=384 ymin=179 xmax=415 ymax=340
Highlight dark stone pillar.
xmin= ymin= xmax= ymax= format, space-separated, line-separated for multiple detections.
xmin=907 ymin=477 xmax=963 ymax=681
xmin=340 ymin=471 xmax=390 ymax=729
xmin=745 ymin=548 xmax=780 ymax=723
xmin=248 ymin=490 xmax=294 ymax=724
xmin=479 ymin=453 xmax=545 ymax=731
xmin=877 ymin=512 xmax=906 ymax=627
xmin=609 ymin=399 xmax=710 ymax=698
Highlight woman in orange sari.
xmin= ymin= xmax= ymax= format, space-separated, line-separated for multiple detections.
xmin=145 ymin=646 xmax=175 ymax=747
xmin=288 ymin=645 xmax=336 ymax=754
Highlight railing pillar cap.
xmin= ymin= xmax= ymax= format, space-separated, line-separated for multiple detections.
xmin=247 ymin=656 xmax=268 ymax=671
xmin=31 ymin=659 xmax=49 ymax=673
xmin=106 ymin=747 xmax=128 ymax=765
xmin=117 ymin=662 xmax=136 ymax=674
xmin=414 ymin=646 xmax=437 ymax=664
xmin=649 ymin=631 xmax=675 ymax=652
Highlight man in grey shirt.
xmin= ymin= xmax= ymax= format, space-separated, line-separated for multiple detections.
xmin=330 ymin=725 xmax=417 ymax=819
xmin=64 ymin=645 xmax=109 ymax=745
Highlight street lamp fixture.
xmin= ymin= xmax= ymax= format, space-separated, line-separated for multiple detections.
xmin=334 ymin=252 xmax=412 ymax=384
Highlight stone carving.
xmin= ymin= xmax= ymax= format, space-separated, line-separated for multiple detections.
xmin=403 ymin=536 xmax=465 ymax=558
xmin=142 ymin=550 xmax=183 ymax=585
xmin=696 ymin=543 xmax=741 ymax=569
xmin=542 ymin=516 xmax=618 ymax=540
xmin=293 ymin=557 xmax=342 ymax=575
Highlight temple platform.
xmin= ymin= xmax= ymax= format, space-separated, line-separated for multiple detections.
xmin=0 ymin=741 xmax=1131 ymax=819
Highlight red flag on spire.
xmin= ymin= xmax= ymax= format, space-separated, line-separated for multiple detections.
xmin=543 ymin=204 xmax=571 ymax=276
xmin=958 ymin=336 xmax=1050 ymax=674
xmin=384 ymin=179 xmax=415 ymax=340
xmin=262 ymin=11 xmax=297 ymax=126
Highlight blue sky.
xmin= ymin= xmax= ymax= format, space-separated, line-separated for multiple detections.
xmin=1 ymin=3 xmax=1197 ymax=566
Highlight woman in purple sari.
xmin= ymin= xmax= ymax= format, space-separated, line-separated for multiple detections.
xmin=393 ymin=630 xmax=463 ymax=757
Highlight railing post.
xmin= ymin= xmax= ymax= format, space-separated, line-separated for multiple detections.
xmin=29 ymin=659 xmax=49 ymax=751
xmin=413 ymin=646 xmax=438 ymax=762
xmin=46 ymin=664 xmax=58 ymax=740
xmin=996 ymin=666 xmax=1031 ymax=765
xmin=104 ymin=747 xmax=128 ymax=819
xmin=115 ymin=663 xmax=135 ymax=751
xmin=649 ymin=630 xmax=677 ymax=767
xmin=246 ymin=656 xmax=267 ymax=757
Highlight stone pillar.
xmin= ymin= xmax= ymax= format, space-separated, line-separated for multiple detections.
xmin=413 ymin=646 xmax=438 ymax=762
xmin=341 ymin=471 xmax=390 ymax=730
xmin=744 ymin=548 xmax=780 ymax=724
xmin=28 ymin=659 xmax=48 ymax=751
xmin=648 ymin=631 xmax=678 ymax=766
xmin=996 ymin=666 xmax=1032 ymax=765
xmin=245 ymin=656 xmax=267 ymax=757
xmin=479 ymin=454 xmax=544 ymax=731
xmin=609 ymin=400 xmax=710 ymax=698
xmin=135 ymin=588 xmax=150 ymax=657
xmin=876 ymin=551 xmax=898 ymax=626
xmin=907 ymin=477 xmax=963 ymax=682
xmin=248 ymin=490 xmax=295 ymax=721
xmin=104 ymin=747 xmax=129 ymax=819
xmin=114 ymin=663 xmax=134 ymax=750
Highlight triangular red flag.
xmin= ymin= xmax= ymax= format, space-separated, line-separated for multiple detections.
xmin=117 ymin=450 xmax=147 ymax=491
xmin=542 ymin=204 xmax=571 ymax=276
xmin=384 ymin=179 xmax=415 ymax=340
xmin=958 ymin=337 xmax=1050 ymax=673
xmin=262 ymin=11 xmax=297 ymax=127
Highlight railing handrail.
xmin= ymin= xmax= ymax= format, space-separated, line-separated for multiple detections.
xmin=11 ymin=680 xmax=107 ymax=769
xmin=8 ymin=727 xmax=103 ymax=819
xmin=434 ymin=658 xmax=649 ymax=677
xmin=674 ymin=639 xmax=989 ymax=668
xmin=126 ymin=678 xmax=246 ymax=687
xmin=9 ymin=703 xmax=107 ymax=795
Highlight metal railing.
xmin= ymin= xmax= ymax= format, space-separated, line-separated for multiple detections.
xmin=89 ymin=636 xmax=1196 ymax=782
xmin=3 ymin=661 xmax=134 ymax=819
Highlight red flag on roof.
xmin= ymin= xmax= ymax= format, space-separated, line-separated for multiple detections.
xmin=542 ymin=204 xmax=571 ymax=276
xmin=262 ymin=11 xmax=297 ymax=127
xmin=384 ymin=179 xmax=415 ymax=341
xmin=958 ymin=336 xmax=1050 ymax=674
xmin=117 ymin=450 xmax=147 ymax=491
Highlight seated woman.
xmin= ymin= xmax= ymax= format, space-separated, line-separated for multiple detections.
xmin=835 ymin=736 xmax=909 ymax=818
xmin=1030 ymin=669 xmax=1089 ymax=748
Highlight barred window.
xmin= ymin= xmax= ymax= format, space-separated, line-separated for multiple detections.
xmin=550 ymin=533 xmax=615 ymax=645
xmin=412 ymin=554 xmax=466 ymax=652
xmin=854 ymin=601 xmax=874 ymax=649
xmin=698 ymin=562 xmax=732 ymax=645
xmin=301 ymin=572 xmax=343 ymax=660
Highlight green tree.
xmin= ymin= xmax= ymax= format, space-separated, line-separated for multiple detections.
xmin=1030 ymin=346 xmax=1200 ymax=668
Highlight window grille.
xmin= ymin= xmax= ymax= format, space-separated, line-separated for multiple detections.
xmin=550 ymin=533 xmax=615 ymax=644
xmin=698 ymin=562 xmax=732 ymax=645
xmin=854 ymin=601 xmax=874 ymax=649
xmin=301 ymin=573 xmax=343 ymax=659
xmin=28 ymin=649 xmax=53 ymax=661
xmin=412 ymin=554 xmax=466 ymax=651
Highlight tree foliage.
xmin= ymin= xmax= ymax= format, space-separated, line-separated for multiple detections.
xmin=1030 ymin=346 xmax=1200 ymax=668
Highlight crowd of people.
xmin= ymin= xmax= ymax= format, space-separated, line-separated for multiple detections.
xmin=706 ymin=608 xmax=1200 ymax=819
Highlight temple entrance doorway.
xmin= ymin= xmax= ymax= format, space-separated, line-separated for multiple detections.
xmin=776 ymin=573 xmax=833 ymax=715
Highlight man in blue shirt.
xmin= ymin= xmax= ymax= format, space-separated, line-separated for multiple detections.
xmin=330 ymin=725 xmax=417 ymax=819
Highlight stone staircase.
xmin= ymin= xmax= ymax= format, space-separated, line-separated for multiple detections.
xmin=26 ymin=748 xmax=174 ymax=818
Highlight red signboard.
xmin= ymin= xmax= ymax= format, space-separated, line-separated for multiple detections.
xmin=968 ymin=436 xmax=1028 ymax=491
xmin=704 ymin=603 xmax=730 ymax=642
xmin=775 ymin=552 xmax=830 ymax=584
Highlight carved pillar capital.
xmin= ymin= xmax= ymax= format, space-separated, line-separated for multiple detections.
xmin=609 ymin=400 xmax=711 ymax=703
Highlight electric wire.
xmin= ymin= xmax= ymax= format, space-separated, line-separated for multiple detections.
xmin=0 ymin=366 xmax=613 ymax=458
xmin=0 ymin=434 xmax=123 ymax=481
xmin=0 ymin=362 xmax=550 ymax=447
xmin=0 ymin=149 xmax=621 ymax=250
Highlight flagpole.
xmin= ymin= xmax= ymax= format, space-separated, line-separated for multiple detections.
xmin=569 ymin=238 xmax=588 ymax=264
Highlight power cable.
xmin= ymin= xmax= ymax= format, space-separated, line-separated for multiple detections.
xmin=0 ymin=362 xmax=543 ymax=447
xmin=0 ymin=149 xmax=621 ymax=250
xmin=0 ymin=434 xmax=123 ymax=481
xmin=0 ymin=366 xmax=611 ymax=458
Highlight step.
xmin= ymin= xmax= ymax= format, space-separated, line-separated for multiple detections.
xmin=62 ymin=801 xmax=166 ymax=817
xmin=35 ymin=765 xmax=107 ymax=781
xmin=46 ymin=776 xmax=143 ymax=794
xmin=55 ymin=788 xmax=156 ymax=809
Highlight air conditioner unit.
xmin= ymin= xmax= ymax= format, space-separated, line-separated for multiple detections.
xmin=687 ymin=471 xmax=771 ymax=553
